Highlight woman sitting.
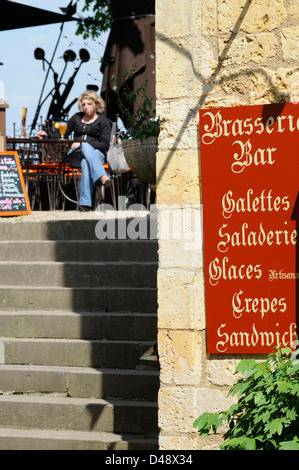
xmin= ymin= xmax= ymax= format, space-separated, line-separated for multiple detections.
xmin=38 ymin=90 xmax=112 ymax=212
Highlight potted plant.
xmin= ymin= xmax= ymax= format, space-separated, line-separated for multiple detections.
xmin=112 ymin=69 xmax=160 ymax=184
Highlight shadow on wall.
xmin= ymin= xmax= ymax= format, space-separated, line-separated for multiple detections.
xmin=155 ymin=0 xmax=291 ymax=186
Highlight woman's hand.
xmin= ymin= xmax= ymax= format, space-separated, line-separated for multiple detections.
xmin=37 ymin=130 xmax=47 ymax=139
xmin=71 ymin=142 xmax=81 ymax=150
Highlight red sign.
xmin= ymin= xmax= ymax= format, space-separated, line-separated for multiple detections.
xmin=200 ymin=103 xmax=298 ymax=354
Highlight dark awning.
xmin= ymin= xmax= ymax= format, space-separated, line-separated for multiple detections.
xmin=0 ymin=0 xmax=77 ymax=31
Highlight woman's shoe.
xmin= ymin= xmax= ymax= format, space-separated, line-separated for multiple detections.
xmin=94 ymin=177 xmax=112 ymax=188
xmin=103 ymin=178 xmax=113 ymax=188
xmin=79 ymin=205 xmax=91 ymax=212
xmin=94 ymin=178 xmax=102 ymax=188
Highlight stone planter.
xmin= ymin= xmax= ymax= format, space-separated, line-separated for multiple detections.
xmin=122 ymin=136 xmax=157 ymax=184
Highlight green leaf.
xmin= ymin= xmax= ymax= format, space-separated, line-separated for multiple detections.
xmin=226 ymin=403 xmax=239 ymax=418
xmin=289 ymin=383 xmax=299 ymax=396
xmin=261 ymin=410 xmax=271 ymax=423
xmin=239 ymin=437 xmax=256 ymax=450
xmin=279 ymin=439 xmax=299 ymax=450
xmin=221 ymin=438 xmax=240 ymax=450
xmin=254 ymin=391 xmax=266 ymax=405
xmin=265 ymin=418 xmax=283 ymax=436
xmin=252 ymin=369 xmax=265 ymax=380
xmin=265 ymin=384 xmax=274 ymax=394
xmin=208 ymin=412 xmax=223 ymax=429
xmin=286 ymin=408 xmax=297 ymax=422
xmin=230 ymin=381 xmax=244 ymax=396
xmin=235 ymin=359 xmax=257 ymax=374
xmin=280 ymin=347 xmax=293 ymax=356
xmin=193 ymin=412 xmax=222 ymax=436
xmin=277 ymin=381 xmax=291 ymax=393
xmin=290 ymin=360 xmax=299 ymax=372
xmin=239 ymin=381 xmax=254 ymax=397
xmin=244 ymin=391 xmax=255 ymax=403
xmin=253 ymin=408 xmax=270 ymax=425
xmin=193 ymin=412 xmax=209 ymax=431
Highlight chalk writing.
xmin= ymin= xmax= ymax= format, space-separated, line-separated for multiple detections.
xmin=0 ymin=152 xmax=30 ymax=215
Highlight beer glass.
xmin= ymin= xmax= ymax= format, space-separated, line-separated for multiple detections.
xmin=59 ymin=121 xmax=67 ymax=139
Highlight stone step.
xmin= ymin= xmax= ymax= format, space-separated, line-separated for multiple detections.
xmin=0 ymin=214 xmax=159 ymax=448
xmin=0 ymin=427 xmax=158 ymax=450
xmin=0 ymin=216 xmax=156 ymax=241
xmin=0 ymin=311 xmax=156 ymax=341
xmin=0 ymin=240 xmax=158 ymax=262
xmin=0 ymin=365 xmax=159 ymax=401
xmin=0 ymin=395 xmax=158 ymax=435
xmin=0 ymin=261 xmax=157 ymax=288
xmin=0 ymin=337 xmax=155 ymax=368
xmin=0 ymin=286 xmax=157 ymax=312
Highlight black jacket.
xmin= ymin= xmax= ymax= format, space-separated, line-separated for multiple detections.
xmin=64 ymin=112 xmax=111 ymax=153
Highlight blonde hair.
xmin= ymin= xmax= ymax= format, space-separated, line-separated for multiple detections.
xmin=78 ymin=90 xmax=105 ymax=113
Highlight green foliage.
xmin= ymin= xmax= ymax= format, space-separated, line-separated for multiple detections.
xmin=76 ymin=0 xmax=113 ymax=38
xmin=194 ymin=348 xmax=299 ymax=450
xmin=111 ymin=68 xmax=159 ymax=142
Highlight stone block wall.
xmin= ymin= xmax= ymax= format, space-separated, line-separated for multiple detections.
xmin=155 ymin=0 xmax=299 ymax=449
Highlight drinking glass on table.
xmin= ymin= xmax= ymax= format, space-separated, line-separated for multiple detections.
xmin=59 ymin=121 xmax=67 ymax=139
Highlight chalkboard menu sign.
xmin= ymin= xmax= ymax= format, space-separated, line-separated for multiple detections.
xmin=0 ymin=151 xmax=31 ymax=216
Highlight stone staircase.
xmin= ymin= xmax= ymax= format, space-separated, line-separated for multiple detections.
xmin=0 ymin=214 xmax=159 ymax=450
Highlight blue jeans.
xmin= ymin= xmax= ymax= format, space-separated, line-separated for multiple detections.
xmin=67 ymin=143 xmax=107 ymax=207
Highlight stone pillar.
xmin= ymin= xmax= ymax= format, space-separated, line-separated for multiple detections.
xmin=156 ymin=0 xmax=206 ymax=450
xmin=155 ymin=0 xmax=298 ymax=450
xmin=0 ymin=100 xmax=9 ymax=152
